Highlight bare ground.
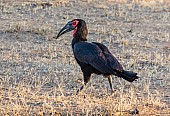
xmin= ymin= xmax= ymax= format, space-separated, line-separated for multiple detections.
xmin=0 ymin=0 xmax=170 ymax=115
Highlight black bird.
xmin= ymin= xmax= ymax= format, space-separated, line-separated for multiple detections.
xmin=56 ymin=19 xmax=139 ymax=94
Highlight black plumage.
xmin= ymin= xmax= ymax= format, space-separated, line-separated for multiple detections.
xmin=56 ymin=19 xmax=139 ymax=94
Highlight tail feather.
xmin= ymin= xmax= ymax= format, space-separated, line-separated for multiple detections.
xmin=120 ymin=70 xmax=139 ymax=82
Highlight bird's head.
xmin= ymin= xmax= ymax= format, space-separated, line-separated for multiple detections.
xmin=56 ymin=19 xmax=79 ymax=39
xmin=56 ymin=19 xmax=88 ymax=40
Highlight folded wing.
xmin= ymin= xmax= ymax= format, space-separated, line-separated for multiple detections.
xmin=92 ymin=42 xmax=123 ymax=71
xmin=73 ymin=42 xmax=123 ymax=74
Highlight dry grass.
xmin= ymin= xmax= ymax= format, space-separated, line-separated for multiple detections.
xmin=0 ymin=0 xmax=170 ymax=115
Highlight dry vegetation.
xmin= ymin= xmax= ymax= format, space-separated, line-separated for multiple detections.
xmin=0 ymin=0 xmax=169 ymax=115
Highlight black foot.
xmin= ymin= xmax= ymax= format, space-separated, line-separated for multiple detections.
xmin=76 ymin=85 xmax=84 ymax=95
xmin=76 ymin=89 xmax=80 ymax=95
xmin=110 ymin=89 xmax=117 ymax=95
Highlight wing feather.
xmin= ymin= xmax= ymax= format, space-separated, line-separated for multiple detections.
xmin=92 ymin=42 xmax=123 ymax=71
xmin=73 ymin=42 xmax=113 ymax=73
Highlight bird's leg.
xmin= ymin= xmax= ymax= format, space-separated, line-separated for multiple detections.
xmin=76 ymin=71 xmax=91 ymax=95
xmin=76 ymin=82 xmax=86 ymax=95
xmin=108 ymin=76 xmax=115 ymax=93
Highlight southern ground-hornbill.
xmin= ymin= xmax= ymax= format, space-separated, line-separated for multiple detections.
xmin=56 ymin=19 xmax=139 ymax=94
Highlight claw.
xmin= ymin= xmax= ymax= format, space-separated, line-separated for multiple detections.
xmin=76 ymin=85 xmax=84 ymax=95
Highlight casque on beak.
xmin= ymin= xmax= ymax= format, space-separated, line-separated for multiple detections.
xmin=56 ymin=21 xmax=74 ymax=39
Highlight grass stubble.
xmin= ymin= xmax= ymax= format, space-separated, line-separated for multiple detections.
xmin=0 ymin=0 xmax=169 ymax=115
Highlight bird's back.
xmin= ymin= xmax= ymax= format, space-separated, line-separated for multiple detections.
xmin=73 ymin=42 xmax=123 ymax=75
xmin=92 ymin=42 xmax=123 ymax=72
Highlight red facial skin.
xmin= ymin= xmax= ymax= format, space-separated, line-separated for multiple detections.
xmin=72 ymin=20 xmax=79 ymax=37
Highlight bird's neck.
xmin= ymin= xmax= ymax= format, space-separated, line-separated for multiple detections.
xmin=71 ymin=26 xmax=88 ymax=48
xmin=71 ymin=37 xmax=87 ymax=48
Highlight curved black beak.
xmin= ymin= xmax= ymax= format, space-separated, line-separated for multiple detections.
xmin=56 ymin=21 xmax=74 ymax=39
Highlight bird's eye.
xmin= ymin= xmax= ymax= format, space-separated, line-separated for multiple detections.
xmin=72 ymin=20 xmax=79 ymax=27
xmin=72 ymin=22 xmax=76 ymax=26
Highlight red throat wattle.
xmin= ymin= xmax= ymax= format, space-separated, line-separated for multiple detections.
xmin=73 ymin=27 xmax=77 ymax=37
